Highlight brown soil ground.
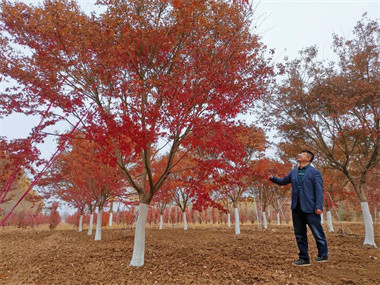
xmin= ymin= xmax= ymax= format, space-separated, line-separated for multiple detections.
xmin=0 ymin=222 xmax=379 ymax=284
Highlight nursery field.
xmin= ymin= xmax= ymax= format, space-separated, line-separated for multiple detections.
xmin=0 ymin=222 xmax=379 ymax=285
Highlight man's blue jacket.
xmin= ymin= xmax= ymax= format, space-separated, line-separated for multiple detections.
xmin=271 ymin=165 xmax=324 ymax=213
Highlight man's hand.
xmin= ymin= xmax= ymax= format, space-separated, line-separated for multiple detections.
xmin=315 ymin=209 xmax=323 ymax=215
xmin=268 ymin=174 xmax=273 ymax=180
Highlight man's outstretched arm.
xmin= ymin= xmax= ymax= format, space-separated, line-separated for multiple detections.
xmin=269 ymin=171 xmax=292 ymax=186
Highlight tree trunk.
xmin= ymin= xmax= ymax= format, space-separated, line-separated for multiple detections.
xmin=354 ymin=182 xmax=377 ymax=247
xmin=227 ymin=213 xmax=231 ymax=227
xmin=78 ymin=214 xmax=83 ymax=232
xmin=183 ymin=211 xmax=188 ymax=230
xmin=321 ymin=212 xmax=324 ymax=224
xmin=234 ymin=205 xmax=240 ymax=235
xmin=276 ymin=212 xmax=280 ymax=225
xmin=130 ymin=203 xmax=149 ymax=267
xmin=159 ymin=214 xmax=163 ymax=230
xmin=374 ymin=207 xmax=377 ymax=223
xmin=109 ymin=212 xmax=113 ymax=227
xmin=94 ymin=208 xmax=103 ymax=241
xmin=262 ymin=211 xmax=268 ymax=229
xmin=326 ymin=210 xmax=334 ymax=232
xmin=109 ymin=200 xmax=113 ymax=227
xmin=361 ymin=202 xmax=377 ymax=247
xmin=254 ymin=197 xmax=261 ymax=230
xmin=87 ymin=213 xmax=94 ymax=235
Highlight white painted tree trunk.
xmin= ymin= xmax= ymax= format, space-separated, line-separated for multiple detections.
xmin=183 ymin=211 xmax=188 ymax=230
xmin=361 ymin=202 xmax=377 ymax=247
xmin=321 ymin=212 xmax=324 ymax=224
xmin=276 ymin=212 xmax=280 ymax=225
xmin=87 ymin=213 xmax=94 ymax=235
xmin=94 ymin=210 xmax=102 ymax=241
xmin=78 ymin=214 xmax=83 ymax=232
xmin=326 ymin=210 xmax=334 ymax=232
xmin=234 ymin=207 xmax=240 ymax=235
xmin=159 ymin=214 xmax=163 ymax=230
xmin=109 ymin=212 xmax=113 ymax=227
xmin=262 ymin=211 xmax=268 ymax=229
xmin=227 ymin=213 xmax=231 ymax=227
xmin=130 ymin=203 xmax=149 ymax=267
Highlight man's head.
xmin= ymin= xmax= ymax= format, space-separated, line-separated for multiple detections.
xmin=297 ymin=150 xmax=314 ymax=164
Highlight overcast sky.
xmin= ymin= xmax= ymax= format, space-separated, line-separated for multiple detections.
xmin=254 ymin=0 xmax=378 ymax=61
xmin=1 ymin=0 xmax=379 ymax=154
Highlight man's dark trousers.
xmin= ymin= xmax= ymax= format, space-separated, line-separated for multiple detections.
xmin=292 ymin=204 xmax=328 ymax=261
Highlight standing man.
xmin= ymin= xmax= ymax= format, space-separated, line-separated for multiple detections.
xmin=269 ymin=150 xmax=328 ymax=266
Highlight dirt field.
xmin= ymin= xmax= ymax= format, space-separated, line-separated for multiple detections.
xmin=0 ymin=222 xmax=379 ymax=284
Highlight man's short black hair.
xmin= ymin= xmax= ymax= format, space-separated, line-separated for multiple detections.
xmin=301 ymin=150 xmax=314 ymax=163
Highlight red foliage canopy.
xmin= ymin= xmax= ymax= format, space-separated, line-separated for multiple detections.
xmin=0 ymin=0 xmax=272 ymax=206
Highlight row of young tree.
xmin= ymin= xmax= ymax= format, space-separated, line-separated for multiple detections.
xmin=66 ymin=202 xmax=287 ymax=230
xmin=65 ymin=197 xmax=380 ymax=233
xmin=0 ymin=202 xmax=61 ymax=229
xmin=0 ymin=0 xmax=378 ymax=267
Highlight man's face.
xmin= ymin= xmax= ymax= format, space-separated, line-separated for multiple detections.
xmin=297 ymin=152 xmax=310 ymax=163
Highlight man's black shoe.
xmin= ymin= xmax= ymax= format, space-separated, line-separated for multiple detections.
xmin=292 ymin=259 xmax=310 ymax=266
xmin=315 ymin=256 xmax=328 ymax=262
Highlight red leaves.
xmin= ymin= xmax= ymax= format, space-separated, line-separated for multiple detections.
xmin=42 ymin=134 xmax=126 ymax=210
xmin=1 ymin=0 xmax=272 ymax=208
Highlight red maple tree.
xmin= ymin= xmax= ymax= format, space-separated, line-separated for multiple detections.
xmin=0 ymin=0 xmax=272 ymax=265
